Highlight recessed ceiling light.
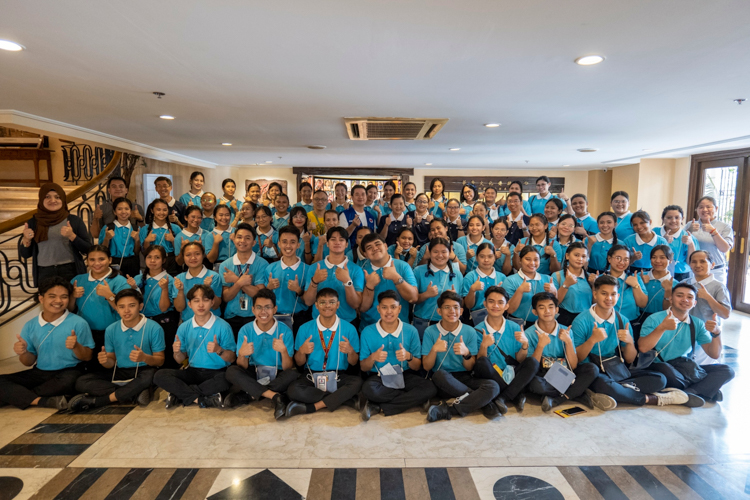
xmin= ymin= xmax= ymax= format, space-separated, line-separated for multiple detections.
xmin=449 ymin=148 xmax=460 ymax=151
xmin=575 ymin=55 xmax=605 ymax=66
xmin=425 ymin=163 xmax=433 ymax=166
xmin=265 ymin=161 xmax=273 ymax=163
xmin=484 ymin=123 xmax=501 ymax=128
xmin=0 ymin=40 xmax=24 ymax=51
xmin=563 ymin=165 xmax=570 ymax=167
xmin=577 ymin=148 xmax=598 ymax=153
xmin=221 ymin=143 xmax=232 ymax=146
xmin=159 ymin=115 xmax=175 ymax=120
xmin=307 ymin=145 xmax=326 ymax=150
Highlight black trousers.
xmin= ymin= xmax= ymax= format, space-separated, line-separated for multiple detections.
xmin=75 ymin=366 xmax=156 ymax=403
xmin=557 ymin=308 xmax=581 ymax=327
xmin=112 ymin=255 xmax=140 ymax=279
xmin=84 ymin=330 xmax=107 ymax=373
xmin=287 ymin=373 xmax=362 ymax=411
xmin=153 ymin=367 xmax=230 ymax=404
xmin=527 ymin=362 xmax=599 ymax=400
xmin=473 ymin=356 xmax=539 ymax=402
xmin=430 ymin=370 xmax=499 ymax=417
xmin=151 ymin=310 xmax=180 ymax=369
xmin=647 ymin=362 xmax=734 ymax=400
xmin=226 ymin=315 xmax=253 ymax=341
xmin=37 ymin=263 xmax=78 ymax=287
xmin=362 ymin=371 xmax=437 ymax=416
xmin=589 ymin=368 xmax=667 ymax=406
xmin=0 ymin=366 xmax=83 ymax=409
xmin=225 ymin=365 xmax=300 ymax=400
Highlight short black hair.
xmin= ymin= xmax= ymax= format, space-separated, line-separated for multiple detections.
xmin=651 ymin=244 xmax=674 ymax=261
xmin=536 ymin=176 xmax=551 ymax=184
xmin=115 ymin=288 xmax=143 ymax=305
xmin=689 ymin=249 xmax=713 ymax=264
xmin=437 ymin=290 xmax=461 ymax=308
xmin=531 ymin=291 xmax=558 ymax=309
xmin=107 ymin=176 xmax=127 ymax=189
xmin=611 ymin=191 xmax=629 ymax=202
xmin=378 ymin=290 xmax=400 ymax=304
xmin=254 ymin=288 xmax=277 ymax=307
xmin=326 ymin=226 xmax=349 ymax=241
xmin=316 ymin=287 xmax=339 ymax=301
xmin=187 ymin=284 xmax=215 ymax=301
xmin=661 ymin=204 xmax=684 ymax=220
xmin=366 ymin=184 xmax=378 ymax=192
xmin=672 ymin=282 xmax=697 ymax=296
xmin=360 ymin=232 xmax=384 ymax=252
xmin=278 ymin=225 xmax=300 ymax=240
xmin=351 ymin=185 xmax=367 ymax=195
xmin=484 ymin=285 xmax=509 ymax=302
xmin=299 ymin=182 xmax=313 ymax=192
xmin=236 ymin=223 xmax=257 ymax=239
xmin=594 ymin=274 xmax=618 ymax=291
xmin=38 ymin=276 xmax=73 ymax=297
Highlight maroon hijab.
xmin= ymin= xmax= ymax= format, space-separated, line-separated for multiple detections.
xmin=35 ymin=183 xmax=70 ymax=243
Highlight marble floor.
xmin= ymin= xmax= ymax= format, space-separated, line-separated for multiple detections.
xmin=0 ymin=312 xmax=748 ymax=498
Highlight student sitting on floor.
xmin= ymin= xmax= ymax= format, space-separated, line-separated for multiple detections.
xmin=422 ymin=290 xmax=501 ymax=422
xmin=0 ymin=277 xmax=94 ymax=410
xmin=359 ymin=291 xmax=436 ymax=421
xmin=286 ymin=287 xmax=362 ymax=417
xmin=572 ymin=275 xmax=688 ymax=409
xmin=504 ymin=246 xmax=554 ymax=328
xmin=69 ymin=289 xmax=165 ymax=412
xmin=224 ymin=289 xmax=299 ymax=419
xmin=524 ymin=292 xmax=606 ymax=412
xmin=473 ymin=286 xmax=538 ymax=414
xmin=154 ymin=284 xmax=236 ymax=409
xmin=638 ymin=283 xmax=734 ymax=407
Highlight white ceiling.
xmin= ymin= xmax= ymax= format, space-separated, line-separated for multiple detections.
xmin=2 ymin=0 xmax=750 ymax=169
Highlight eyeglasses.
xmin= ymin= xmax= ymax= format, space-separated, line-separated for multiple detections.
xmin=254 ymin=305 xmax=275 ymax=312
xmin=441 ymin=305 xmax=460 ymax=312
xmin=611 ymin=256 xmax=629 ymax=262
xmin=317 ymin=300 xmax=338 ymax=307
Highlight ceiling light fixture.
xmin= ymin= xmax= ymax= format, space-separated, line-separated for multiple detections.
xmin=265 ymin=161 xmax=273 ymax=163
xmin=221 ymin=143 xmax=232 ymax=146
xmin=484 ymin=123 xmax=501 ymax=128
xmin=575 ymin=55 xmax=605 ymax=66
xmin=734 ymin=98 xmax=746 ymax=105
xmin=0 ymin=40 xmax=25 ymax=51
xmin=577 ymin=148 xmax=597 ymax=152
xmin=449 ymin=148 xmax=460 ymax=151
xmin=425 ymin=163 xmax=433 ymax=166
xmin=307 ymin=145 xmax=326 ymax=150
xmin=159 ymin=115 xmax=175 ymax=120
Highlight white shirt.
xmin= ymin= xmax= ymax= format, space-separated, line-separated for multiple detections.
xmin=517 ymin=270 xmax=541 ymax=281
xmin=477 ymin=268 xmax=497 ymax=280
xmin=429 ymin=263 xmax=450 ymax=274
xmin=635 ymin=233 xmax=658 ymax=247
xmin=113 ymin=220 xmax=132 ymax=230
xmin=233 ymin=252 xmax=256 ymax=266
xmin=483 ymin=316 xmax=506 ymax=336
xmin=148 ymin=270 xmax=169 ymax=282
xmin=647 ymin=270 xmax=672 ymax=282
xmin=121 ymin=315 xmax=148 ymax=332
xmin=339 ymin=210 xmax=368 ymax=229
xmin=371 ymin=257 xmax=394 ymax=272
xmin=589 ymin=305 xmax=615 ymax=325
xmin=376 ymin=319 xmax=403 ymax=338
xmin=38 ymin=309 xmax=69 ymax=327
xmin=88 ymin=269 xmax=112 ymax=282
xmin=253 ymin=319 xmax=279 ymax=336
xmin=534 ymin=320 xmax=561 ymax=336
xmin=280 ymin=257 xmax=302 ymax=271
xmin=324 ymin=256 xmax=349 ymax=269
xmin=437 ymin=321 xmax=462 ymax=337
xmin=188 ymin=266 xmax=209 ymax=279
xmin=595 ymin=233 xmax=614 ymax=244
xmin=316 ymin=315 xmax=340 ymax=332
xmin=191 ymin=312 xmax=216 ymax=330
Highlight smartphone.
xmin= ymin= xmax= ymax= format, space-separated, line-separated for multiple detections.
xmin=554 ymin=406 xmax=587 ymax=418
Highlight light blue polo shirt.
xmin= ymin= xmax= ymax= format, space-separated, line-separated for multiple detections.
xmin=623 ymin=233 xmax=669 ymax=269
xmin=461 ymin=268 xmax=506 ymax=311
xmin=296 ymin=234 xmax=318 ymax=262
xmin=20 ymin=310 xmax=94 ymax=370
xmin=212 ymin=228 xmax=236 ymax=263
xmin=139 ymin=223 xmax=181 ymax=255
xmin=253 ymin=228 xmax=280 ymax=261
xmin=416 ymin=243 xmax=467 ymax=270
xmin=173 ymin=228 xmax=214 ymax=256
xmin=413 ymin=263 xmax=463 ymax=321
xmin=454 ymin=235 xmax=491 ymax=273
xmin=293 ymin=202 xmax=314 ymax=213
xmin=422 ymin=322 xmax=478 ymax=373
xmin=179 ymin=192 xmax=203 ymax=209
xmin=219 ymin=197 xmax=243 ymax=222
xmin=552 ymin=270 xmax=593 ymax=313
xmin=71 ymin=271 xmax=130 ymax=331
xmin=98 ymin=222 xmax=136 ymax=258
xmin=586 ymin=234 xmax=614 ymax=272
xmin=493 ymin=242 xmax=515 ymax=275
xmin=639 ymin=310 xmax=711 ymax=362
xmin=175 ymin=266 xmax=223 ymax=321
xmin=528 ymin=194 xmax=566 ymax=214
xmin=308 ymin=257 xmax=365 ymax=323
xmin=134 ymin=271 xmax=178 ymax=317
xmin=576 ymin=214 xmax=599 ymax=235
xmin=654 ymin=227 xmax=700 ymax=276
xmin=498 ymin=200 xmax=532 ymax=218
xmin=611 ymin=273 xmax=645 ymax=322
xmin=236 ymin=319 xmax=294 ymax=369
xmin=272 ymin=213 xmax=290 ymax=230
xmin=502 ymin=271 xmax=553 ymax=323
xmin=218 ymin=253 xmax=270 ymax=319
xmin=263 ymin=258 xmax=309 ymax=315
xmin=104 ymin=316 xmax=165 ymax=369
xmin=525 ymin=322 xmax=571 ymax=360
xmin=518 ymin=236 xmax=563 ymax=276
xmin=571 ymin=306 xmax=632 ymax=362
xmin=615 ymin=212 xmax=634 ymax=240
xmin=200 ymin=216 xmax=215 ymax=232
xmin=295 ymin=317 xmax=360 ymax=371
xmin=642 ymin=272 xmax=671 ymax=314
xmin=428 ymin=196 xmax=446 ymax=218
xmin=175 ymin=313 xmax=236 ymax=369
xmin=475 ymin=318 xmax=523 ymax=370
xmin=359 ymin=258 xmax=417 ymax=326
xmin=360 ymin=320 xmax=421 ymax=373
xmin=387 ymin=244 xmax=415 ymax=265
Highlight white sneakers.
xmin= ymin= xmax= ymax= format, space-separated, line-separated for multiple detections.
xmin=654 ymin=388 xmax=690 ymax=406
xmin=586 ymin=390 xmax=618 ymax=411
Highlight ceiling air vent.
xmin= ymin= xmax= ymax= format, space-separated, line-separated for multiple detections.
xmin=344 ymin=117 xmax=448 ymax=140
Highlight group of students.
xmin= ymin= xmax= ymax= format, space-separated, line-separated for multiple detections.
xmin=2 ymin=173 xmax=734 ymax=423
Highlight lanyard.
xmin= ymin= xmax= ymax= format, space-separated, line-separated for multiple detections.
xmin=318 ymin=328 xmax=337 ymax=370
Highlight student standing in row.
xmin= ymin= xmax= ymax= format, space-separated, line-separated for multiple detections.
xmin=586 ymin=212 xmax=618 ymax=273
xmin=179 ymin=171 xmax=205 ymax=209
xmin=656 ymin=205 xmax=698 ymax=281
xmin=99 ymin=197 xmax=140 ymax=278
xmin=140 ymin=198 xmax=181 ymax=275
xmin=610 ymin=191 xmax=634 ymax=240
xmin=154 ymin=176 xmax=186 ymax=227
xmin=623 ymin=210 xmax=668 ymax=273
xmin=91 ymin=176 xmax=144 ymax=238
xmin=686 ymin=196 xmax=733 ymax=285
xmin=294 ymin=182 xmax=314 ymax=213
xmin=174 ymin=242 xmax=223 ymax=322
xmin=264 ymin=225 xmax=310 ymax=332
xmin=219 ymin=178 xmax=243 ymax=221
xmin=570 ymin=194 xmax=599 ymax=237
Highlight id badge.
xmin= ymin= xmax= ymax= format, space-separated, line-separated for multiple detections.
xmin=239 ymin=294 xmax=248 ymax=311
xmin=313 ymin=371 xmax=338 ymax=393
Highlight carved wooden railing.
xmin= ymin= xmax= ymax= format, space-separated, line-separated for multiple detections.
xmin=0 ymin=151 xmax=127 ymax=326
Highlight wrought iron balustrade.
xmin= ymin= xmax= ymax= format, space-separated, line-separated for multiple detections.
xmin=62 ymin=143 xmax=116 ymax=184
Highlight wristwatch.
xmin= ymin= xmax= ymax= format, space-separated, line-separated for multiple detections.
xmin=344 ymin=280 xmax=353 ymax=287
xmin=710 ymin=331 xmax=721 ymax=338
xmin=107 ymin=295 xmax=115 ymax=302
xmin=395 ymin=277 xmax=404 ymax=285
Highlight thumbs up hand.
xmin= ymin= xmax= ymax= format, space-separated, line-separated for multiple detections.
xmin=22 ymin=222 xmax=35 ymax=244
xmin=514 ymin=329 xmax=529 ymax=347
xmin=73 ymin=280 xmax=85 ymax=298
xmin=697 ymin=283 xmax=711 ymax=300
xmin=165 ymin=231 xmax=175 ymax=243
xmin=96 ymin=280 xmax=113 ymax=298
xmin=339 ymin=336 xmax=354 ymax=354
xmin=639 ymin=271 xmax=649 ymax=285
xmin=266 ymin=272 xmax=280 ymax=290
xmin=300 ymin=335 xmax=315 ymax=354
xmin=559 ymin=326 xmax=572 ymax=344
xmin=519 ymin=277 xmax=531 ymax=294
xmin=202 ymin=275 xmax=213 ymax=286
xmin=425 ymin=281 xmax=439 ymax=298
xmin=689 ymin=219 xmax=700 ymax=233
xmin=312 ymin=263 xmax=328 ymax=284
xmin=591 ymin=326 xmax=608 ymax=343
xmin=272 ymin=333 xmax=286 ymax=353
xmin=470 ymin=279 xmax=485 ymax=293
xmin=94 ymin=204 xmax=103 ymax=219
xmin=132 ymin=204 xmax=143 ymax=221
xmin=173 ymin=335 xmax=182 ymax=353
xmin=130 ymin=345 xmax=146 ymax=363
xmin=705 ymin=314 xmax=720 ymax=335
xmin=631 ymin=247 xmax=643 ymax=262
xmin=433 ymin=338 xmax=448 ymax=353
xmin=66 ymin=329 xmax=78 ymax=350
xmin=13 ymin=334 xmax=28 ymax=355
xmin=239 ymin=336 xmax=254 ymax=357
xmin=61 ymin=221 xmax=75 ymax=241
xmin=95 ymin=346 xmax=109 ymax=365
xmin=188 ymin=200 xmax=194 ymax=207
xmin=159 ymin=277 xmax=169 ymax=290
xmin=145 ymin=231 xmax=157 ymax=243
xmin=617 ymin=325 xmax=633 ymax=344
xmin=588 ymin=271 xmax=599 ymax=286
xmin=453 ymin=335 xmax=470 ymax=356
xmin=207 ymin=334 xmax=221 ymax=354
xmin=364 ymin=270 xmax=381 ymax=289
xmin=481 ymin=329 xmax=495 ymax=349
xmin=373 ymin=344 xmax=388 ymax=363
xmin=681 ymin=232 xmax=690 ymax=244
xmin=126 ymin=274 xmax=137 ymax=288
xmin=537 ymin=330 xmax=551 ymax=348
xmin=662 ymin=311 xmax=678 ymax=331
xmin=395 ymin=343 xmax=410 ymax=362
xmin=543 ymin=282 xmax=556 ymax=294
xmin=131 ymin=230 xmax=139 ymax=242
xmin=287 ymin=275 xmax=302 ymax=294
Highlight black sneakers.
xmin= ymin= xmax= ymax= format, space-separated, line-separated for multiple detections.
xmin=67 ymin=394 xmax=92 ymax=413
xmin=164 ymin=393 xmax=180 ymax=409
xmin=223 ymin=391 xmax=252 ymax=409
xmin=427 ymin=402 xmax=452 ymax=422
xmin=198 ymin=393 xmax=223 ymax=409
xmin=136 ymin=388 xmax=152 ymax=407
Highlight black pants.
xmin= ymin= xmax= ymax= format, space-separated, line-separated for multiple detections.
xmin=0 ymin=366 xmax=83 ymax=409
xmin=225 ymin=365 xmax=300 ymax=400
xmin=112 ymin=255 xmax=140 ymax=279
xmin=153 ymin=367 xmax=230 ymax=404
xmin=291 ymin=309 xmax=312 ymax=337
xmin=165 ymin=254 xmax=181 ymax=276
xmin=430 ymin=370 xmax=499 ymax=417
xmin=528 ymin=362 xmax=599 ymax=400
xmin=226 ymin=315 xmax=253 ymax=341
xmin=151 ymin=310 xmax=180 ymax=369
xmin=557 ymin=308 xmax=581 ymax=327
xmin=37 ymin=263 xmax=78 ymax=287
xmin=589 ymin=368 xmax=667 ymax=406
xmin=75 ymin=367 xmax=156 ymax=403
xmin=84 ymin=330 xmax=107 ymax=373
xmin=287 ymin=373 xmax=362 ymax=411
xmin=647 ymin=362 xmax=734 ymax=400
xmin=473 ymin=356 xmax=539 ymax=401
xmin=362 ymin=372 xmax=437 ymax=416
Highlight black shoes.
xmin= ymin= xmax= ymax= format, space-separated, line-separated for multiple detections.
xmin=198 ymin=393 xmax=223 ymax=409
xmin=542 ymin=396 xmax=563 ymax=412
xmin=137 ymin=388 xmax=152 ymax=407
xmin=574 ymin=391 xmax=594 ymax=410
xmin=273 ymin=394 xmax=288 ymax=420
xmin=361 ymin=401 xmax=381 ymax=422
xmin=285 ymin=401 xmax=308 ymax=418
xmin=514 ymin=393 xmax=526 ymax=412
xmin=684 ymin=392 xmax=706 ymax=408
xmin=481 ymin=402 xmax=500 ymax=419
xmin=165 ymin=393 xmax=180 ymax=409
xmin=67 ymin=394 xmax=92 ymax=413
xmin=427 ymin=402 xmax=452 ymax=422
xmin=493 ymin=396 xmax=509 ymax=415
xmin=223 ymin=391 xmax=252 ymax=409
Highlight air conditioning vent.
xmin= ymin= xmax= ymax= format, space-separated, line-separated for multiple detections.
xmin=344 ymin=117 xmax=448 ymax=140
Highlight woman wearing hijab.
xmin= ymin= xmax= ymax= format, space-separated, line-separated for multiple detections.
xmin=19 ymin=183 xmax=93 ymax=285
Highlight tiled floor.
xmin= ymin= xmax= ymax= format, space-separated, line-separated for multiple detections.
xmin=0 ymin=312 xmax=748 ymax=498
